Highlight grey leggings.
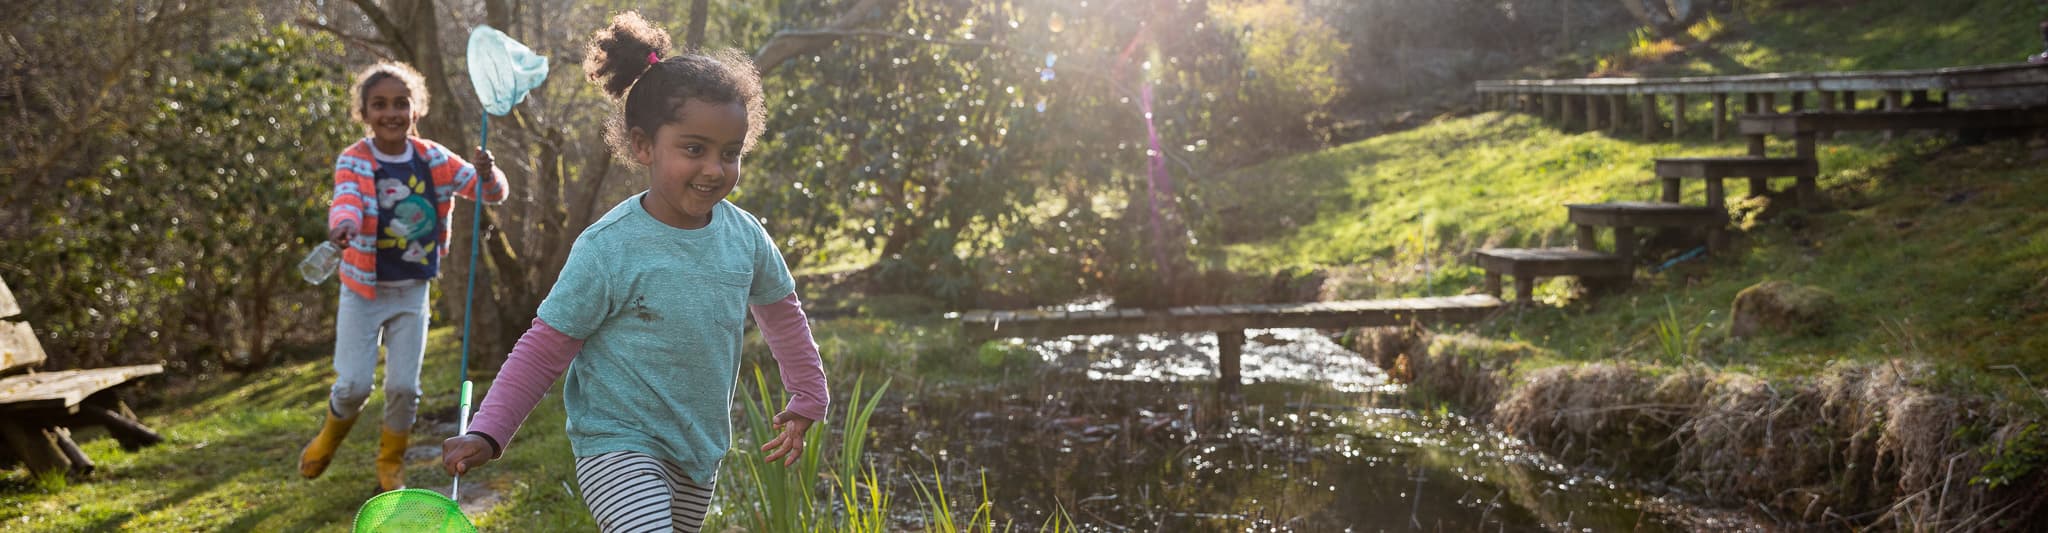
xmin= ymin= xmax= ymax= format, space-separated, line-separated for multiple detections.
xmin=329 ymin=280 xmax=429 ymax=431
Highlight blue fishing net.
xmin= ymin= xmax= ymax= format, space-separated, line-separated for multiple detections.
xmin=466 ymin=25 xmax=548 ymax=116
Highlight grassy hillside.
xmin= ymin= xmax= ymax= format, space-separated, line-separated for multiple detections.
xmin=1576 ymin=0 xmax=2048 ymax=77
xmin=1214 ymin=0 xmax=2048 ymax=386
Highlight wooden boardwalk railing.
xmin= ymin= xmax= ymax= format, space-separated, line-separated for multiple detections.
xmin=1473 ymin=63 xmax=2048 ymax=140
xmin=956 ymin=294 xmax=1503 ymax=395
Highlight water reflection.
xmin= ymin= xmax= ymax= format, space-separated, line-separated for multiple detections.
xmin=867 ymin=329 xmax=1745 ymax=531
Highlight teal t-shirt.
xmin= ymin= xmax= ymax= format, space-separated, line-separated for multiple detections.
xmin=536 ymin=193 xmax=795 ymax=483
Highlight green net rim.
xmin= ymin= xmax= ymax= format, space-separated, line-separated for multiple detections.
xmin=352 ymin=487 xmax=474 ymax=533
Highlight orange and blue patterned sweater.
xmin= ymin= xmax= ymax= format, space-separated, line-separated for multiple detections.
xmin=327 ymin=136 xmax=508 ymax=299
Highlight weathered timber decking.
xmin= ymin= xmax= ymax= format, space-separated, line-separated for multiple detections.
xmin=1654 ymin=157 xmax=1818 ymax=179
xmin=958 ymin=294 xmax=1503 ymax=342
xmin=1568 ymin=201 xmax=1730 ymax=261
xmin=0 ymin=365 xmax=165 ymax=413
xmin=1476 ymin=63 xmax=2048 ymax=140
xmin=1737 ymin=107 xmax=2048 ymax=135
xmin=1475 ymin=248 xmax=1630 ymax=302
xmin=1566 ymin=202 xmax=1724 ymax=228
xmin=1476 ymin=63 xmax=2048 ymax=95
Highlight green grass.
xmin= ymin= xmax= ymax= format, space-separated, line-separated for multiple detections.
xmin=1714 ymin=0 xmax=2048 ymax=73
xmin=0 ymin=322 xmax=1060 ymax=532
xmin=1558 ymin=0 xmax=2048 ymax=78
xmin=1474 ymin=137 xmax=2048 ymax=383
xmin=1214 ymin=112 xmax=1906 ymax=296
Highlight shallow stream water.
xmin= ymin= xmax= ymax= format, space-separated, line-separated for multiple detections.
xmin=864 ymin=328 xmax=1757 ymax=531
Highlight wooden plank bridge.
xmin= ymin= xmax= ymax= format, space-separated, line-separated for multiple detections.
xmin=957 ymin=294 xmax=1503 ymax=394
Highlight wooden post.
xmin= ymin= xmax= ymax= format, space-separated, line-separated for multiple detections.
xmin=1662 ymin=177 xmax=1682 ymax=203
xmin=1743 ymin=92 xmax=1760 ymax=115
xmin=1790 ymin=91 xmax=1807 ymax=112
xmin=1577 ymin=225 xmax=1599 ymax=251
xmin=1608 ymin=95 xmax=1626 ymax=134
xmin=1614 ymin=226 xmax=1637 ymax=261
xmin=1672 ymin=93 xmax=1688 ymax=137
xmin=78 ymin=402 xmax=164 ymax=451
xmin=1819 ymin=91 xmax=1838 ymax=138
xmin=1563 ymin=95 xmax=1579 ymax=129
xmin=1795 ymin=131 xmax=1820 ymax=209
xmin=1884 ymin=90 xmax=1904 ymax=139
xmin=1546 ymin=93 xmax=1562 ymax=121
xmin=1485 ymin=272 xmax=1503 ymax=298
xmin=1712 ymin=92 xmax=1728 ymax=140
xmin=1841 ymin=91 xmax=1858 ymax=111
xmin=0 ymin=422 xmax=71 ymax=477
xmin=1909 ymin=90 xmax=1930 ymax=108
xmin=1217 ymin=330 xmax=1244 ymax=397
xmin=1639 ymin=94 xmax=1658 ymax=139
xmin=52 ymin=427 xmax=93 ymax=477
xmin=1514 ymin=276 xmax=1535 ymax=302
xmin=1748 ymin=133 xmax=1770 ymax=196
xmin=1761 ymin=92 xmax=1777 ymax=114
xmin=1585 ymin=94 xmax=1601 ymax=130
xmin=1706 ymin=178 xmax=1727 ymax=210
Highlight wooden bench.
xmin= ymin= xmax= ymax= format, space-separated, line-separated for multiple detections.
xmin=0 ymin=275 xmax=164 ymax=478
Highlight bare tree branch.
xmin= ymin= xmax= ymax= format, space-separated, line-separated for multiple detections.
xmin=293 ymin=16 xmax=395 ymax=59
xmin=754 ymin=0 xmax=902 ymax=73
xmin=346 ymin=0 xmax=413 ymax=60
xmin=767 ymin=28 xmax=1010 ymax=51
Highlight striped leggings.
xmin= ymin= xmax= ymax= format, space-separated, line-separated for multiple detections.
xmin=575 ymin=451 xmax=715 ymax=532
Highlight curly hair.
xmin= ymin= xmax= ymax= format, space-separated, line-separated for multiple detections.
xmin=348 ymin=61 xmax=430 ymax=123
xmin=584 ymin=11 xmax=766 ymax=160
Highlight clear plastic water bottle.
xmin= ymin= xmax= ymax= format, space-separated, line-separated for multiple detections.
xmin=298 ymin=241 xmax=342 ymax=285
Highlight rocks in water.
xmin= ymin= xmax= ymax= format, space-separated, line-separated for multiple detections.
xmin=1730 ymin=281 xmax=1838 ymax=339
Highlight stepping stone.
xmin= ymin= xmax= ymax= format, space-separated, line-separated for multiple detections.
xmin=1474 ymin=248 xmax=1628 ymax=302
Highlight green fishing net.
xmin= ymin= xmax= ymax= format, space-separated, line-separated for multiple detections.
xmin=353 ymin=488 xmax=476 ymax=533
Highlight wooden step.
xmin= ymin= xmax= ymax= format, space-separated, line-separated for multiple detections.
xmin=1474 ymin=248 xmax=1629 ymax=302
xmin=1654 ymin=157 xmax=1816 ymax=179
xmin=1654 ymin=157 xmax=1818 ymax=209
xmin=1567 ymin=202 xmax=1729 ymax=258
xmin=1566 ymin=201 xmax=1724 ymax=228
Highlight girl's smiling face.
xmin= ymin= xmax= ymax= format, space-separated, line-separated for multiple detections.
xmin=361 ymin=77 xmax=416 ymax=146
xmin=634 ymin=98 xmax=749 ymax=230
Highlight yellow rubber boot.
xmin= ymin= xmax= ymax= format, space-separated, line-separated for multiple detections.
xmin=375 ymin=427 xmax=408 ymax=492
xmin=298 ymin=409 xmax=359 ymax=479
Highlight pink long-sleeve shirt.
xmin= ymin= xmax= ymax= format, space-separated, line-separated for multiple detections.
xmin=465 ymin=293 xmax=827 ymax=456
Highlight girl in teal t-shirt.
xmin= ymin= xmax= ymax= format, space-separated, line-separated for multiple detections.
xmin=440 ymin=12 xmax=829 ymax=532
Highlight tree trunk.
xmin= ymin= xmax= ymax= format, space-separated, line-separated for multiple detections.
xmin=686 ymin=0 xmax=709 ymax=50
